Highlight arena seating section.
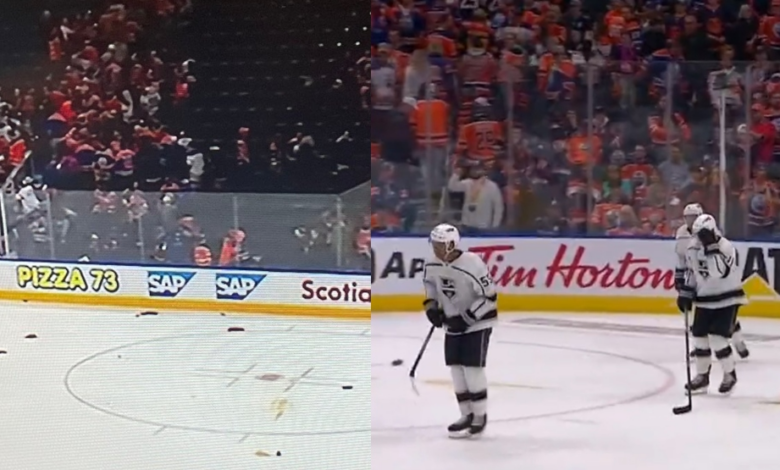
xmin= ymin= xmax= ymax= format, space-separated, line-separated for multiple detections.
xmin=371 ymin=0 xmax=780 ymax=240
xmin=0 ymin=0 xmax=369 ymax=270
xmin=185 ymin=0 xmax=368 ymax=193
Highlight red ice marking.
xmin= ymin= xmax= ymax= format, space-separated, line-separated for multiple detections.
xmin=259 ymin=374 xmax=283 ymax=382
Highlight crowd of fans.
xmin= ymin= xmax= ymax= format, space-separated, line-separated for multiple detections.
xmin=0 ymin=0 xmax=369 ymax=271
xmin=371 ymin=0 xmax=780 ymax=239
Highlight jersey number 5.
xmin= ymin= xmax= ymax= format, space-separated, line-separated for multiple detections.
xmin=479 ymin=275 xmax=493 ymax=287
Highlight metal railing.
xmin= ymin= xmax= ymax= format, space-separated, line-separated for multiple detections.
xmin=0 ymin=186 xmax=369 ymax=271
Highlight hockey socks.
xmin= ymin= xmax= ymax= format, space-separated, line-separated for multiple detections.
xmin=449 ymin=366 xmax=488 ymax=438
xmin=686 ymin=336 xmax=737 ymax=395
xmin=732 ymin=322 xmax=749 ymax=359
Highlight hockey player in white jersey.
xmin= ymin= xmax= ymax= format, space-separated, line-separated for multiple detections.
xmin=674 ymin=203 xmax=703 ymax=292
xmin=422 ymin=223 xmax=497 ymax=439
xmin=675 ymin=203 xmax=749 ymax=358
xmin=677 ymin=213 xmax=747 ymax=394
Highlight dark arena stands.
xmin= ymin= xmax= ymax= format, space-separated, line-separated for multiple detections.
xmin=0 ymin=0 xmax=369 ymax=271
xmin=371 ymin=0 xmax=780 ymax=240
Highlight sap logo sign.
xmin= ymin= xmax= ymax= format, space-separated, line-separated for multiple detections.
xmin=148 ymin=271 xmax=196 ymax=297
xmin=216 ymin=273 xmax=266 ymax=300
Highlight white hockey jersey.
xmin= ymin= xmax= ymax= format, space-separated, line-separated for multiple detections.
xmin=674 ymin=225 xmax=693 ymax=290
xmin=423 ymin=251 xmax=498 ymax=335
xmin=682 ymin=236 xmax=747 ymax=310
xmin=675 ymin=225 xmax=692 ymax=270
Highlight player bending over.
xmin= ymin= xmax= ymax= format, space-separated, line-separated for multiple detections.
xmin=422 ymin=223 xmax=497 ymax=439
xmin=677 ymin=214 xmax=747 ymax=395
xmin=675 ymin=204 xmax=749 ymax=359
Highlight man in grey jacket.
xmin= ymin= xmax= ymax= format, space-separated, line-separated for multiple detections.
xmin=447 ymin=164 xmax=504 ymax=233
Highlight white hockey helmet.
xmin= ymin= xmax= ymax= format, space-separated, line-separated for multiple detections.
xmin=430 ymin=223 xmax=460 ymax=252
xmin=691 ymin=213 xmax=719 ymax=236
xmin=683 ymin=203 xmax=703 ymax=227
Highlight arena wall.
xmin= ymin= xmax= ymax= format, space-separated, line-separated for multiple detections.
xmin=371 ymin=235 xmax=780 ymax=318
xmin=0 ymin=260 xmax=370 ymax=319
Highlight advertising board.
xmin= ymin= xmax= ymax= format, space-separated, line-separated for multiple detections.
xmin=371 ymin=236 xmax=780 ymax=317
xmin=0 ymin=260 xmax=370 ymax=319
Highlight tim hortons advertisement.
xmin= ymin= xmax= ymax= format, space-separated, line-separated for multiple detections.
xmin=370 ymin=237 xmax=780 ymax=316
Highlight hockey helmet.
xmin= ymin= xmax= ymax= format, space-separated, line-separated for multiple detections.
xmin=691 ymin=213 xmax=720 ymax=236
xmin=430 ymin=223 xmax=460 ymax=246
xmin=683 ymin=203 xmax=703 ymax=228
xmin=430 ymin=223 xmax=460 ymax=259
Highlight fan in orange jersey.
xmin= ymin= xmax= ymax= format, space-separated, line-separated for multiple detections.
xmin=759 ymin=1 xmax=780 ymax=53
xmin=456 ymin=98 xmax=503 ymax=161
xmin=621 ymin=145 xmax=653 ymax=201
xmin=537 ymin=45 xmax=576 ymax=100
xmin=355 ymin=219 xmax=371 ymax=258
xmin=193 ymin=243 xmax=212 ymax=267
xmin=543 ymin=6 xmax=568 ymax=45
xmin=647 ymin=96 xmax=691 ymax=146
xmin=590 ymin=191 xmax=624 ymax=231
xmin=462 ymin=9 xmax=494 ymax=55
xmin=427 ymin=24 xmax=457 ymax=59
xmin=566 ymin=121 xmax=602 ymax=166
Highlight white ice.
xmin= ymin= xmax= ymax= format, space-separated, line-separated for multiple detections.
xmin=0 ymin=301 xmax=370 ymax=470
xmin=372 ymin=312 xmax=780 ymax=470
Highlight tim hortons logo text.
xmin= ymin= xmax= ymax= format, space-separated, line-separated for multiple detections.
xmin=471 ymin=244 xmax=675 ymax=290
xmin=375 ymin=243 xmax=675 ymax=291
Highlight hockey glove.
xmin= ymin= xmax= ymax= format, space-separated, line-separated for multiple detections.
xmin=676 ymin=290 xmax=694 ymax=314
xmin=424 ymin=300 xmax=445 ymax=328
xmin=674 ymin=268 xmax=686 ymax=291
xmin=444 ymin=314 xmax=470 ymax=334
xmin=697 ymin=228 xmax=719 ymax=254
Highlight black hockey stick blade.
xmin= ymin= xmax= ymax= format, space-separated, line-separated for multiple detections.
xmin=672 ymin=403 xmax=692 ymax=415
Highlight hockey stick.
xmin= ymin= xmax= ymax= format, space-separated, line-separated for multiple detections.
xmin=410 ymin=325 xmax=435 ymax=378
xmin=409 ymin=326 xmax=435 ymax=397
xmin=673 ymin=309 xmax=693 ymax=415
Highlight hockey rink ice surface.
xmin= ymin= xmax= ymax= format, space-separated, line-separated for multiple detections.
xmin=372 ymin=313 xmax=780 ymax=470
xmin=0 ymin=301 xmax=370 ymax=470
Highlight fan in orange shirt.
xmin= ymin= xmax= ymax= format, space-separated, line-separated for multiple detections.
xmin=566 ymin=123 xmax=602 ymax=166
xmin=621 ymin=145 xmax=653 ymax=200
xmin=543 ymin=6 xmax=567 ymax=45
xmin=590 ymin=196 xmax=623 ymax=230
xmin=456 ymin=98 xmax=503 ymax=162
xmin=759 ymin=1 xmax=780 ymax=51
xmin=605 ymin=11 xmax=626 ymax=45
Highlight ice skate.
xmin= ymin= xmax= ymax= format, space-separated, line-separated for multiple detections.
xmin=718 ymin=371 xmax=737 ymax=395
xmin=685 ymin=373 xmax=710 ymax=395
xmin=468 ymin=414 xmax=487 ymax=439
xmin=448 ymin=413 xmax=473 ymax=439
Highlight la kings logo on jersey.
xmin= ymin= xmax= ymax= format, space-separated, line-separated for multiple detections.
xmin=440 ymin=277 xmax=457 ymax=299
xmin=696 ymin=258 xmax=709 ymax=279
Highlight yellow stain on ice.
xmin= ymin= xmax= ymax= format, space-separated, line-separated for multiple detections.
xmin=256 ymin=450 xmax=271 ymax=457
xmin=422 ymin=378 xmax=547 ymax=390
xmin=271 ymin=398 xmax=290 ymax=420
